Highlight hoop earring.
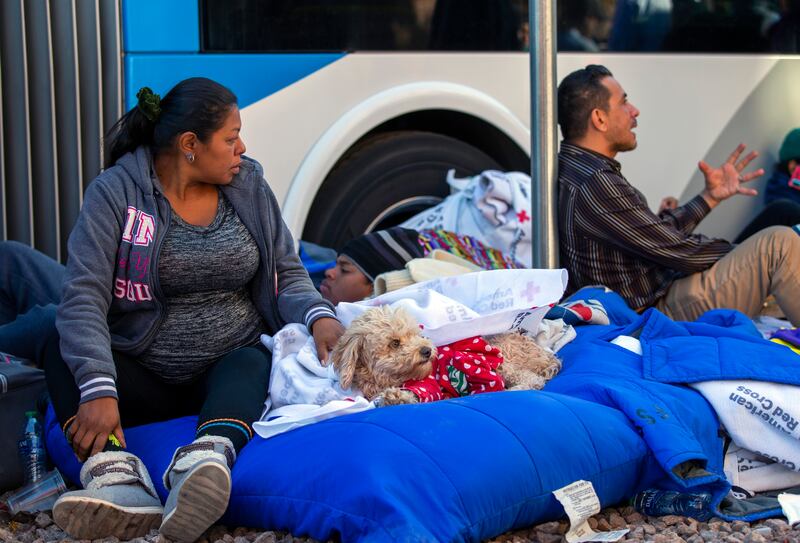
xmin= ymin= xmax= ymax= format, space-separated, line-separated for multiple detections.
xmin=185 ymin=152 xmax=195 ymax=164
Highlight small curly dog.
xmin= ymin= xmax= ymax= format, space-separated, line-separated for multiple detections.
xmin=330 ymin=305 xmax=436 ymax=404
xmin=329 ymin=305 xmax=561 ymax=405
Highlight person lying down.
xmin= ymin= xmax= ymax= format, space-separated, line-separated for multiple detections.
xmin=319 ymin=227 xmax=522 ymax=306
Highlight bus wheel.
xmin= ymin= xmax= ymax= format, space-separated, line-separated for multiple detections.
xmin=303 ymin=131 xmax=500 ymax=250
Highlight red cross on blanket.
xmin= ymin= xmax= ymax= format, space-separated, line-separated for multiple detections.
xmin=402 ymin=337 xmax=506 ymax=402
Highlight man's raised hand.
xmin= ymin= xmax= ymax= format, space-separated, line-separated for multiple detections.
xmin=699 ymin=143 xmax=764 ymax=209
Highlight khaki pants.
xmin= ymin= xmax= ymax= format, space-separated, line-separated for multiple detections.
xmin=656 ymin=226 xmax=800 ymax=326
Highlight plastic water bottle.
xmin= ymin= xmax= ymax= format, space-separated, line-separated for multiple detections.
xmin=18 ymin=411 xmax=47 ymax=484
xmin=632 ymin=489 xmax=714 ymax=521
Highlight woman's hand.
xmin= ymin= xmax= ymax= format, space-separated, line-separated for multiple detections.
xmin=311 ymin=317 xmax=345 ymax=365
xmin=68 ymin=397 xmax=126 ymax=462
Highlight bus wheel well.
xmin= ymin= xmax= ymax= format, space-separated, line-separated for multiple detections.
xmin=302 ymin=130 xmax=501 ymax=249
xmin=359 ymin=109 xmax=529 ymax=172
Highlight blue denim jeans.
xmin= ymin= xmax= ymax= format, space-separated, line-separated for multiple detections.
xmin=0 ymin=241 xmax=64 ymax=360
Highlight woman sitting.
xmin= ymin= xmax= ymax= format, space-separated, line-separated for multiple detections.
xmin=44 ymin=78 xmax=343 ymax=542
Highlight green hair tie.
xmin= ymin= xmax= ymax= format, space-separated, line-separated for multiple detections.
xmin=136 ymin=86 xmax=161 ymax=122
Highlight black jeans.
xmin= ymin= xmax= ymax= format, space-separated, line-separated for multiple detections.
xmin=43 ymin=330 xmax=271 ymax=453
xmin=734 ymin=199 xmax=800 ymax=243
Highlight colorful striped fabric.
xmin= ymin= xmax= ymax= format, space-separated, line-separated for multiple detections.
xmin=417 ymin=229 xmax=523 ymax=270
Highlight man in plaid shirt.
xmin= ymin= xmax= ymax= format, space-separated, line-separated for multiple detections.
xmin=556 ymin=64 xmax=800 ymax=325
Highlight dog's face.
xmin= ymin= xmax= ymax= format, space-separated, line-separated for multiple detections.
xmin=330 ymin=306 xmax=436 ymax=398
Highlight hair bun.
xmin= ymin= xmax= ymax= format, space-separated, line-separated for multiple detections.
xmin=136 ymin=87 xmax=162 ymax=122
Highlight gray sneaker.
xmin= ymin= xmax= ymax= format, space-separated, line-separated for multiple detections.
xmin=159 ymin=436 xmax=236 ymax=542
xmin=52 ymin=451 xmax=163 ymax=540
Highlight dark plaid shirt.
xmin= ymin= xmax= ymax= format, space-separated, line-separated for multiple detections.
xmin=558 ymin=142 xmax=733 ymax=309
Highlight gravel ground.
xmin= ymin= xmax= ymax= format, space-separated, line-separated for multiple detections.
xmin=2 ymin=496 xmax=799 ymax=543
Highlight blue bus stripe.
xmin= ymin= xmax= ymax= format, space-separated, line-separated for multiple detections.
xmin=124 ymin=53 xmax=346 ymax=110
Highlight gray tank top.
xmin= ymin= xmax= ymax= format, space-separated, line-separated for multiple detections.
xmin=139 ymin=191 xmax=265 ymax=382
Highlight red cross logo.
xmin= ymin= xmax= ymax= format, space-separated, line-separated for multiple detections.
xmin=516 ymin=209 xmax=530 ymax=223
xmin=520 ymin=281 xmax=540 ymax=302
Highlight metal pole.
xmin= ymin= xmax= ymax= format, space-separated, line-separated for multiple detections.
xmin=529 ymin=0 xmax=559 ymax=269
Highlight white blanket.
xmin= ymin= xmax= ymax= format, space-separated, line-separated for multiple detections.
xmin=337 ymin=268 xmax=568 ymax=345
xmin=723 ymin=444 xmax=800 ymax=495
xmin=261 ymin=324 xmax=359 ymax=410
xmin=690 ymin=380 xmax=800 ymax=489
xmin=401 ymin=169 xmax=533 ymax=266
xmin=255 ymin=324 xmax=373 ymax=439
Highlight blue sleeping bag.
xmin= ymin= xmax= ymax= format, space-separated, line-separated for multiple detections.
xmin=46 ymin=391 xmax=656 ymax=542
xmin=44 ymin=287 xmax=793 ymax=540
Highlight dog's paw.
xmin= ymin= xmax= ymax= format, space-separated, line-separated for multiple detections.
xmin=378 ymin=387 xmax=420 ymax=406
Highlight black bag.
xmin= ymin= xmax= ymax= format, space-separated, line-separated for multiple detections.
xmin=0 ymin=360 xmax=47 ymax=491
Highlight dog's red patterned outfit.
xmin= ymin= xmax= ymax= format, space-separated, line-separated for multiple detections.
xmin=403 ymin=337 xmax=505 ymax=402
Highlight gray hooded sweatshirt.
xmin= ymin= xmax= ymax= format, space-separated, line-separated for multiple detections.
xmin=56 ymin=146 xmax=335 ymax=403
